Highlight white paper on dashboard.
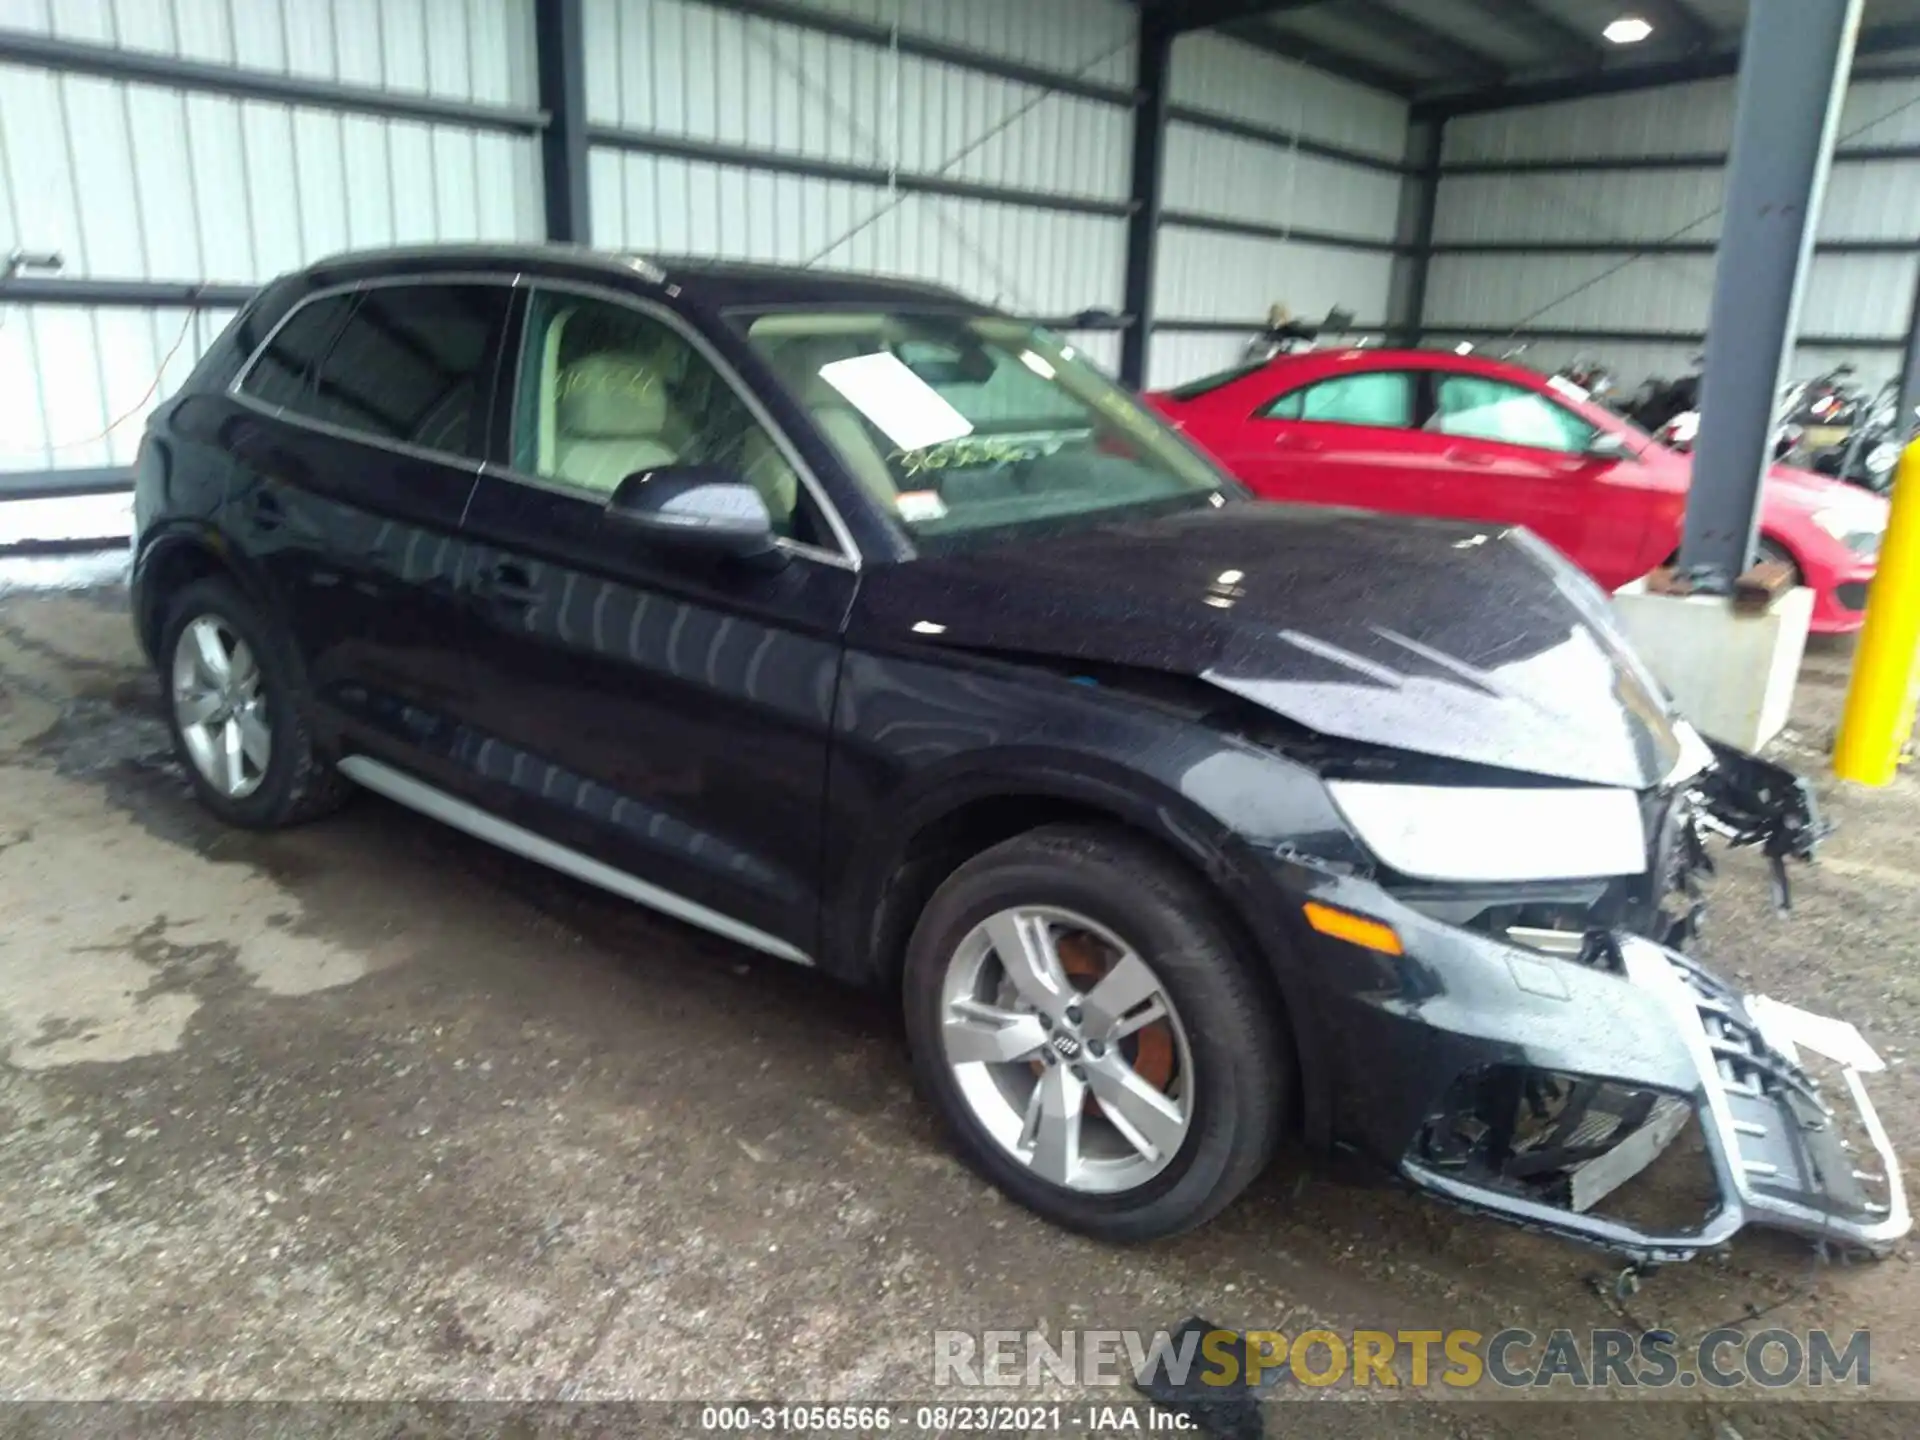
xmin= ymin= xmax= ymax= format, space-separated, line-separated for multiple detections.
xmin=818 ymin=352 xmax=974 ymax=451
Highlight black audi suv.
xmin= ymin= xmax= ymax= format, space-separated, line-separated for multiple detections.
xmin=131 ymin=244 xmax=1905 ymax=1259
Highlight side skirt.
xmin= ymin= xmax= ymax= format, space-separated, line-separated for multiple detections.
xmin=336 ymin=755 xmax=816 ymax=968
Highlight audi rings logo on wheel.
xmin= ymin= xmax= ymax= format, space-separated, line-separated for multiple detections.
xmin=1050 ymin=1034 xmax=1083 ymax=1061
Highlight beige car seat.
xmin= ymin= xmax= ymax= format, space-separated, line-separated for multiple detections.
xmin=553 ymin=352 xmax=681 ymax=493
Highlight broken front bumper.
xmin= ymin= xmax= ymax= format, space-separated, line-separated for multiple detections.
xmin=1401 ymin=933 xmax=1911 ymax=1264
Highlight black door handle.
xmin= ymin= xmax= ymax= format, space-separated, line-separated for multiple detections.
xmin=480 ymin=562 xmax=539 ymax=608
xmin=246 ymin=488 xmax=286 ymax=530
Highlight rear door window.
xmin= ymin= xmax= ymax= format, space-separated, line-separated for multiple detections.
xmin=1259 ymin=372 xmax=1414 ymax=427
xmin=1430 ymin=374 xmax=1597 ymax=453
xmin=241 ymin=283 xmax=512 ymax=464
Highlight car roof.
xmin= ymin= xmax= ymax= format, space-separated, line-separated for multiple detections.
xmin=650 ymin=256 xmax=979 ymax=309
xmin=1154 ymin=345 xmax=1564 ymax=406
xmin=1267 ymin=347 xmax=1566 ymax=385
xmin=1260 ymin=347 xmax=1546 ymax=381
xmin=297 ymin=243 xmax=980 ymax=311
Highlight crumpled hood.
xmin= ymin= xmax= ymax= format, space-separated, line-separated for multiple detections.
xmin=853 ymin=504 xmax=1682 ymax=788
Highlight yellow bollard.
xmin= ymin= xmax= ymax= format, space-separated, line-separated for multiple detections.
xmin=1835 ymin=438 xmax=1920 ymax=784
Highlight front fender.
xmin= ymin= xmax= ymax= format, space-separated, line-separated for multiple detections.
xmin=823 ymin=648 xmax=1372 ymax=1147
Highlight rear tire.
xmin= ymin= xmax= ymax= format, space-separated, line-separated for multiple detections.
xmin=903 ymin=824 xmax=1290 ymax=1241
xmin=159 ymin=577 xmax=350 ymax=829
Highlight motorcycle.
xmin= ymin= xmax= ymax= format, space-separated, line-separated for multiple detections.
xmin=1241 ymin=304 xmax=1357 ymax=363
xmin=1786 ymin=363 xmax=1866 ymax=449
xmin=1807 ymin=380 xmax=1909 ymax=494
xmin=1652 ymin=377 xmax=1804 ymax=462
xmin=1555 ymin=356 xmax=1622 ymax=410
xmin=1627 ymin=358 xmax=1704 ymax=435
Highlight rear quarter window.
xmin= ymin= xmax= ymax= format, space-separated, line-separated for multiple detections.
xmin=238 ymin=295 xmax=356 ymax=411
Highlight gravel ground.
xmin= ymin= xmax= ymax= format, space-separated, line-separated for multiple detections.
xmin=1 ymin=567 xmax=1916 ymax=1438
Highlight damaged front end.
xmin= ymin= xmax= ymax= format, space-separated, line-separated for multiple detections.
xmin=1386 ymin=738 xmax=1908 ymax=1264
xmin=1404 ymin=941 xmax=1908 ymax=1264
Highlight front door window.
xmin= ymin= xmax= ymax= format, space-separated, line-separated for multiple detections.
xmin=1259 ymin=372 xmax=1415 ymax=428
xmin=510 ymin=291 xmax=827 ymax=549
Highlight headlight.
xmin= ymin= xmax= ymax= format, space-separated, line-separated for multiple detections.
xmin=1811 ymin=504 xmax=1885 ymax=549
xmin=1326 ymin=781 xmax=1646 ymax=883
xmin=1811 ymin=507 xmax=1852 ymax=541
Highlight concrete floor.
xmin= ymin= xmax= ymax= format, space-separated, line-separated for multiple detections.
xmin=3 ymin=563 xmax=1918 ymax=1436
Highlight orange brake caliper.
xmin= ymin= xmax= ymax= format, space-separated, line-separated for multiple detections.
xmin=1054 ymin=934 xmax=1175 ymax=1105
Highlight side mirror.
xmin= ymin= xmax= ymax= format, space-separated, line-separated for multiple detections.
xmin=604 ymin=465 xmax=781 ymax=563
xmin=1586 ymin=430 xmax=1635 ymax=462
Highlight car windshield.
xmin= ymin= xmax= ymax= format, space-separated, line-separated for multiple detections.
xmin=738 ymin=311 xmax=1229 ymax=546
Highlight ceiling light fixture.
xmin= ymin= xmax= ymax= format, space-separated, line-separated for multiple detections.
xmin=1604 ymin=16 xmax=1653 ymax=45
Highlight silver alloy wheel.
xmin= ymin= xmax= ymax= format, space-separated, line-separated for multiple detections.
xmin=170 ymin=615 xmax=271 ymax=800
xmin=939 ymin=906 xmax=1195 ymax=1194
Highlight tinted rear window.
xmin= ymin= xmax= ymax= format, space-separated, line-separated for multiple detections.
xmin=239 ymin=295 xmax=355 ymax=412
xmin=240 ymin=283 xmax=510 ymax=462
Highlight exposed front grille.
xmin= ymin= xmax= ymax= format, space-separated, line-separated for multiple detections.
xmin=1659 ymin=950 xmax=1897 ymax=1234
xmin=1836 ymin=581 xmax=1870 ymax=611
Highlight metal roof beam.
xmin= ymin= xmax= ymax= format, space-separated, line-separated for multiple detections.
xmin=1452 ymin=0 xmax=1607 ymax=66
xmin=1138 ymin=0 xmax=1330 ymax=32
xmin=1215 ymin=17 xmax=1419 ymax=96
xmin=1639 ymin=0 xmax=1720 ymax=53
xmin=1337 ymin=0 xmax=1508 ymax=85
xmin=1421 ymin=16 xmax=1920 ymax=116
xmin=707 ymin=0 xmax=1134 ymax=104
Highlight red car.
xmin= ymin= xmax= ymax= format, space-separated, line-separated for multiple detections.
xmin=1148 ymin=349 xmax=1886 ymax=634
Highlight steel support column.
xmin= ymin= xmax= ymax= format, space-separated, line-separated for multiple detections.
xmin=534 ymin=0 xmax=590 ymax=245
xmin=0 ymin=468 xmax=134 ymax=502
xmin=1680 ymin=0 xmax=1861 ymax=590
xmin=1393 ymin=120 xmax=1443 ymax=347
xmin=1900 ymin=268 xmax=1920 ymax=430
xmin=1119 ymin=16 xmax=1173 ymax=390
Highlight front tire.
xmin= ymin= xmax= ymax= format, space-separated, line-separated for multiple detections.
xmin=903 ymin=824 xmax=1291 ymax=1241
xmin=1756 ymin=537 xmax=1803 ymax=587
xmin=159 ymin=577 xmax=350 ymax=829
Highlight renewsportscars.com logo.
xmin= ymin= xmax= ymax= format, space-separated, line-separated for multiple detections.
xmin=934 ymin=1326 xmax=1873 ymax=1391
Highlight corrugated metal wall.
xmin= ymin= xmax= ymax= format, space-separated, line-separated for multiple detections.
xmin=0 ymin=0 xmax=1420 ymax=491
xmin=1425 ymin=72 xmax=1920 ymax=389
xmin=770 ymin=0 xmax=1135 ymax=89
xmin=1149 ymin=30 xmax=1408 ymax=389
xmin=583 ymin=0 xmax=1136 ymax=373
xmin=0 ymin=0 xmax=543 ymax=474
